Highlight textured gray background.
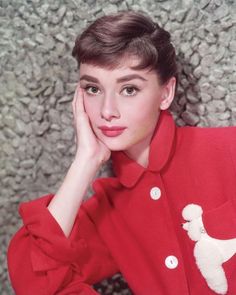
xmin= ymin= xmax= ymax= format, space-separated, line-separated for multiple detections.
xmin=1 ymin=0 xmax=236 ymax=294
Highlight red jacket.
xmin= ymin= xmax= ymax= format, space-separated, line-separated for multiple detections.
xmin=8 ymin=111 xmax=236 ymax=295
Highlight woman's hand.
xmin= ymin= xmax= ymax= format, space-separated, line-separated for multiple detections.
xmin=47 ymin=84 xmax=110 ymax=236
xmin=72 ymin=84 xmax=111 ymax=166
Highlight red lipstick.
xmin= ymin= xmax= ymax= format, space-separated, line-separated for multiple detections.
xmin=98 ymin=126 xmax=127 ymax=137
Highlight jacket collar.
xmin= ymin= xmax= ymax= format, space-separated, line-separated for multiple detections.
xmin=111 ymin=110 xmax=176 ymax=188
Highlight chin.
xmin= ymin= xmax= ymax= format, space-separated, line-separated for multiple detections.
xmin=100 ymin=138 xmax=129 ymax=152
xmin=97 ymin=129 xmax=148 ymax=153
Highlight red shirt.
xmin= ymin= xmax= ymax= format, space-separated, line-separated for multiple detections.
xmin=8 ymin=111 xmax=236 ymax=295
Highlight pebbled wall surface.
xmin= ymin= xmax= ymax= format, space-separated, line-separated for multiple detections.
xmin=0 ymin=0 xmax=235 ymax=294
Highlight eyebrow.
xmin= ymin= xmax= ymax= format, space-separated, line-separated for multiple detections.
xmin=79 ymin=74 xmax=147 ymax=83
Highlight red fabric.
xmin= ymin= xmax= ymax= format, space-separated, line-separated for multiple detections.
xmin=8 ymin=195 xmax=118 ymax=294
xmin=8 ymin=110 xmax=236 ymax=294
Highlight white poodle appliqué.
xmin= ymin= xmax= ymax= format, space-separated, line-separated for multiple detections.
xmin=182 ymin=204 xmax=236 ymax=295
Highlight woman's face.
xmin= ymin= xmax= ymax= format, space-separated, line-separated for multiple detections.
xmin=79 ymin=56 xmax=175 ymax=156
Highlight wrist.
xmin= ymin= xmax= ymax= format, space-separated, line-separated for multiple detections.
xmin=73 ymin=152 xmax=101 ymax=170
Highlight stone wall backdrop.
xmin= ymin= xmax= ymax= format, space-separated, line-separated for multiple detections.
xmin=1 ymin=0 xmax=235 ymax=294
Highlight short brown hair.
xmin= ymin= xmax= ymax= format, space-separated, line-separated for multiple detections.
xmin=72 ymin=10 xmax=178 ymax=87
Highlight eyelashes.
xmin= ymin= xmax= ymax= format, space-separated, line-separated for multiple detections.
xmin=84 ymin=85 xmax=99 ymax=95
xmin=123 ymin=86 xmax=140 ymax=96
xmin=82 ymin=85 xmax=140 ymax=97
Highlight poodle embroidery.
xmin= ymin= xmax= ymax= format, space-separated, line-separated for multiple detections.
xmin=182 ymin=204 xmax=236 ymax=295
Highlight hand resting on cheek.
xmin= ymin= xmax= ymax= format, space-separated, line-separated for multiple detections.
xmin=72 ymin=84 xmax=111 ymax=166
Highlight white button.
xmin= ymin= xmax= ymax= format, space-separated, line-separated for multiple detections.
xmin=150 ymin=187 xmax=161 ymax=200
xmin=165 ymin=256 xmax=178 ymax=269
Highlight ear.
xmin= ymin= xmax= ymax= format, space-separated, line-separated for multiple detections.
xmin=160 ymin=77 xmax=176 ymax=110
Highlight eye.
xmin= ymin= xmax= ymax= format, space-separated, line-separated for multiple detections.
xmin=84 ymin=85 xmax=100 ymax=95
xmin=122 ymin=86 xmax=139 ymax=96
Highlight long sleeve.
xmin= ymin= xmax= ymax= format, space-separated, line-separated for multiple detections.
xmin=7 ymin=194 xmax=118 ymax=295
xmin=230 ymin=134 xmax=236 ymax=208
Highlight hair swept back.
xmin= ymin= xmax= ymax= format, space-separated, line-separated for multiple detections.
xmin=72 ymin=10 xmax=178 ymax=87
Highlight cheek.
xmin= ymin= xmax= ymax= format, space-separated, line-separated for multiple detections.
xmin=130 ymin=103 xmax=160 ymax=123
xmin=128 ymin=103 xmax=161 ymax=138
xmin=84 ymin=99 xmax=98 ymax=122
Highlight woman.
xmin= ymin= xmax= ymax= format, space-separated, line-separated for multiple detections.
xmin=8 ymin=10 xmax=236 ymax=295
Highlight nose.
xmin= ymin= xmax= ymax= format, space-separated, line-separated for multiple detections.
xmin=100 ymin=95 xmax=120 ymax=122
xmin=182 ymin=222 xmax=188 ymax=231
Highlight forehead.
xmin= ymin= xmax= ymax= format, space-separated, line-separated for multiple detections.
xmin=79 ymin=56 xmax=156 ymax=80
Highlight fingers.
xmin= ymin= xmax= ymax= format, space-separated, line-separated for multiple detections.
xmin=72 ymin=84 xmax=87 ymax=145
xmin=72 ymin=84 xmax=85 ymax=113
xmin=72 ymin=87 xmax=77 ymax=119
xmin=72 ymin=84 xmax=85 ymax=115
xmin=76 ymin=86 xmax=86 ymax=113
xmin=72 ymin=84 xmax=85 ymax=123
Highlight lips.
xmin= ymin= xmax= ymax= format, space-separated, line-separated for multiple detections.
xmin=98 ymin=126 xmax=127 ymax=137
